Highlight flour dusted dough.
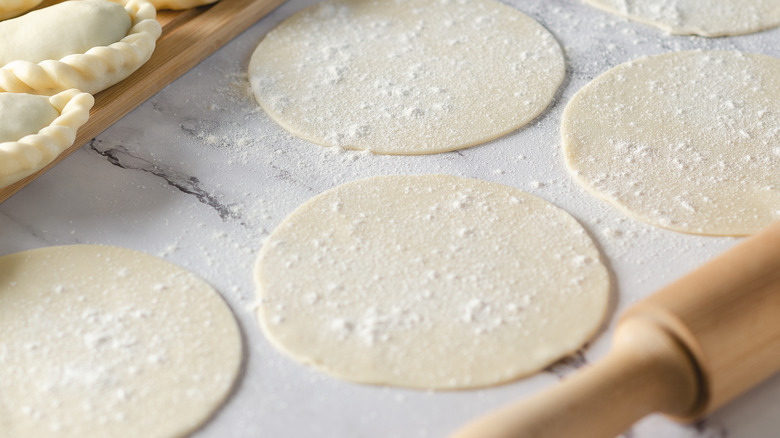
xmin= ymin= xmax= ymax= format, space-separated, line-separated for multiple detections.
xmin=0 ymin=89 xmax=93 ymax=189
xmin=0 ymin=245 xmax=242 ymax=438
xmin=248 ymin=0 xmax=564 ymax=155
xmin=0 ymin=0 xmax=43 ymax=20
xmin=0 ymin=0 xmax=161 ymax=94
xmin=583 ymin=0 xmax=780 ymax=36
xmin=255 ymin=175 xmax=609 ymax=389
xmin=563 ymin=51 xmax=780 ymax=236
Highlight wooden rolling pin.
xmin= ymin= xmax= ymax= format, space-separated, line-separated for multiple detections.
xmin=452 ymin=220 xmax=780 ymax=438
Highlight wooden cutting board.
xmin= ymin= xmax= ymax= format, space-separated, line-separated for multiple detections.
xmin=0 ymin=0 xmax=286 ymax=203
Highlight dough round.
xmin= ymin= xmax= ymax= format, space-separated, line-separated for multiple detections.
xmin=0 ymin=245 xmax=243 ymax=438
xmin=248 ymin=0 xmax=564 ymax=155
xmin=255 ymin=174 xmax=609 ymax=389
xmin=583 ymin=0 xmax=780 ymax=37
xmin=562 ymin=51 xmax=780 ymax=236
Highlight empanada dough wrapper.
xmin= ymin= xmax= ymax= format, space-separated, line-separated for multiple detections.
xmin=0 ymin=0 xmax=162 ymax=94
xmin=0 ymin=89 xmax=94 ymax=188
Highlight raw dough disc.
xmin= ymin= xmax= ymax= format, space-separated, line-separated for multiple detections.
xmin=248 ymin=0 xmax=564 ymax=155
xmin=582 ymin=0 xmax=780 ymax=37
xmin=0 ymin=245 xmax=243 ymax=438
xmin=562 ymin=51 xmax=780 ymax=236
xmin=254 ymin=174 xmax=610 ymax=389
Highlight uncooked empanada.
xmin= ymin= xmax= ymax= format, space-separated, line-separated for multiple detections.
xmin=0 ymin=0 xmax=161 ymax=94
xmin=0 ymin=0 xmax=44 ymax=21
xmin=0 ymin=89 xmax=94 ymax=188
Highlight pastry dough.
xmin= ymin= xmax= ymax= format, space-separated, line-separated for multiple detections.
xmin=0 ymin=245 xmax=243 ymax=438
xmin=0 ymin=0 xmax=44 ymax=21
xmin=0 ymin=0 xmax=131 ymax=66
xmin=0 ymin=93 xmax=59 ymax=142
xmin=562 ymin=51 xmax=780 ymax=236
xmin=249 ymin=0 xmax=564 ymax=155
xmin=582 ymin=0 xmax=780 ymax=37
xmin=148 ymin=0 xmax=217 ymax=10
xmin=0 ymin=0 xmax=161 ymax=94
xmin=255 ymin=174 xmax=610 ymax=389
xmin=0 ymin=89 xmax=93 ymax=189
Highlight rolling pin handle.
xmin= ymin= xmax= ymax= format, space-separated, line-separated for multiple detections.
xmin=450 ymin=317 xmax=702 ymax=438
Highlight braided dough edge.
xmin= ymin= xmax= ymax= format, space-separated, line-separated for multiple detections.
xmin=0 ymin=0 xmax=162 ymax=94
xmin=0 ymin=89 xmax=95 ymax=188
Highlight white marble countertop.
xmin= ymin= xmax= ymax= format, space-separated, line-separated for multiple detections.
xmin=2 ymin=0 xmax=780 ymax=436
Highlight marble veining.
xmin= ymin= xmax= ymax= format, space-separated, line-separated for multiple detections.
xmin=89 ymin=138 xmax=240 ymax=221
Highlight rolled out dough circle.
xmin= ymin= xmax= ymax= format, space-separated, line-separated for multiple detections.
xmin=0 ymin=245 xmax=243 ymax=438
xmin=248 ymin=0 xmax=565 ymax=155
xmin=583 ymin=0 xmax=780 ymax=37
xmin=562 ymin=51 xmax=780 ymax=236
xmin=254 ymin=174 xmax=610 ymax=389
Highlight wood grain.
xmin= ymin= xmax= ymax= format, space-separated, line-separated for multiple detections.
xmin=0 ymin=0 xmax=286 ymax=203
xmin=625 ymin=219 xmax=780 ymax=415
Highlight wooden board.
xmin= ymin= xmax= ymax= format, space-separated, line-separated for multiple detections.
xmin=0 ymin=0 xmax=286 ymax=203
